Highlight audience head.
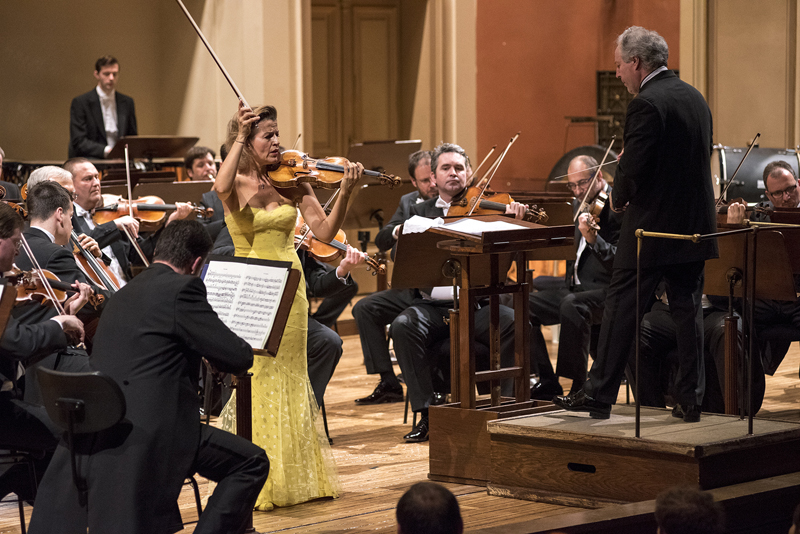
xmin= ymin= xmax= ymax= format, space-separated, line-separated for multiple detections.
xmin=225 ymin=105 xmax=279 ymax=174
xmin=0 ymin=202 xmax=24 ymax=271
xmin=566 ymin=155 xmax=603 ymax=200
xmin=396 ymin=482 xmax=463 ymax=534
xmin=615 ymin=26 xmax=668 ymax=95
xmin=184 ymin=146 xmax=217 ymax=181
xmin=28 ymin=166 xmax=76 ymax=197
xmin=408 ymin=150 xmax=436 ymax=200
xmin=64 ymin=158 xmax=101 ymax=210
xmin=153 ymin=219 xmax=213 ymax=275
xmin=654 ymin=485 xmax=724 ymax=534
xmin=763 ymin=160 xmax=799 ymax=209
xmin=94 ymin=55 xmax=120 ymax=93
xmin=430 ymin=143 xmax=469 ymax=203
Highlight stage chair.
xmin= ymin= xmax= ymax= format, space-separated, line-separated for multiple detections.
xmin=0 ymin=450 xmax=39 ymax=534
xmin=36 ymin=368 xmax=126 ymax=507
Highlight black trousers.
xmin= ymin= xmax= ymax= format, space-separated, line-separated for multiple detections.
xmin=585 ymin=262 xmax=706 ymax=406
xmin=393 ymin=302 xmax=518 ymax=412
xmin=352 ymin=288 xmax=416 ymax=375
xmin=527 ymin=285 xmax=607 ymax=382
xmin=307 ymin=317 xmax=343 ymax=406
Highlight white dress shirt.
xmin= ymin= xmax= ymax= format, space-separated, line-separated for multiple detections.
xmin=96 ymin=85 xmax=119 ymax=156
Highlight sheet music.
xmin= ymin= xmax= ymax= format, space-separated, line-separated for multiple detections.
xmin=204 ymin=261 xmax=289 ymax=349
xmin=442 ymin=218 xmax=527 ymax=235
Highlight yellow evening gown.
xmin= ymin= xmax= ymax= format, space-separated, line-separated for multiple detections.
xmin=219 ymin=203 xmax=340 ymax=511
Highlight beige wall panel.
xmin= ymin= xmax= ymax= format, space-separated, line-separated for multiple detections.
xmin=311 ymin=5 xmax=342 ymax=155
xmin=710 ymin=0 xmax=795 ymax=148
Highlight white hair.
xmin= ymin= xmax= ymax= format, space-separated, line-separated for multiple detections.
xmin=27 ymin=166 xmax=73 ymax=190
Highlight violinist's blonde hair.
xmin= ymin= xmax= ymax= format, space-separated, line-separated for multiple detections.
xmin=224 ymin=105 xmax=278 ymax=175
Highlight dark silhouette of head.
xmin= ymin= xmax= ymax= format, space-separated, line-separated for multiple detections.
xmin=396 ymin=482 xmax=463 ymax=534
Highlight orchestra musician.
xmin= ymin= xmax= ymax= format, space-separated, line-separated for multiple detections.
xmin=13 ymin=181 xmax=103 ymax=403
xmin=374 ymin=150 xmax=436 ymax=254
xmin=68 ymin=55 xmax=137 ymax=159
xmin=353 ymin=143 xmax=526 ymax=443
xmin=212 ymin=100 xmax=362 ymax=510
xmin=726 ymin=161 xmax=800 ymax=381
xmin=555 ymin=26 xmax=718 ymax=422
xmin=185 ymin=145 xmax=218 ymax=182
xmin=28 ymin=220 xmax=269 ymax=534
xmin=64 ymin=157 xmax=194 ymax=284
xmin=352 ymin=150 xmax=444 ymax=408
xmin=526 ymin=155 xmax=621 ymax=400
xmin=0 ymin=202 xmax=86 ymax=503
xmin=0 ymin=146 xmax=23 ymax=201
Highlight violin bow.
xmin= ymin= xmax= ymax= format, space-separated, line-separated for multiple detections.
xmin=715 ymin=132 xmax=761 ymax=208
xmin=174 ymin=0 xmax=250 ymax=109
xmin=18 ymin=235 xmax=66 ymax=316
xmin=295 ymin=189 xmax=340 ymax=252
xmin=471 ymin=145 xmax=497 ymax=188
xmin=123 ymin=145 xmax=151 ymax=267
xmin=467 ymin=132 xmax=520 ymax=217
xmin=574 ymin=136 xmax=615 ymax=222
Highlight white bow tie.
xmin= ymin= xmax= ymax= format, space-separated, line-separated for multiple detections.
xmin=434 ymin=197 xmax=450 ymax=210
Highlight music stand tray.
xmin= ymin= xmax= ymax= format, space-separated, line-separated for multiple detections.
xmin=107 ymin=136 xmax=199 ymax=160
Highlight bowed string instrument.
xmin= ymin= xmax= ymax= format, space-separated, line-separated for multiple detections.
xmin=448 ymin=133 xmax=549 ymax=223
xmin=573 ymin=136 xmax=615 ymax=232
xmin=174 ymin=0 xmax=399 ymax=190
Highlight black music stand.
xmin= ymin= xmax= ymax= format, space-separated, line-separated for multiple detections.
xmin=107 ymin=136 xmax=199 ymax=161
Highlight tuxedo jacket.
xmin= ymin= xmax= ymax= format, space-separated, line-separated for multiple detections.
xmin=567 ymin=184 xmax=622 ymax=290
xmin=69 ymin=89 xmax=137 ymax=159
xmin=375 ymin=191 xmax=421 ymax=252
xmin=0 ymin=315 xmax=67 ymax=390
xmin=12 ymin=227 xmax=109 ymax=327
xmin=612 ymin=70 xmax=718 ymax=269
xmin=31 ymin=263 xmax=253 ymax=532
xmin=200 ymin=189 xmax=226 ymax=242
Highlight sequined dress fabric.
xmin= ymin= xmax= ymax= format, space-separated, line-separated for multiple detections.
xmin=219 ymin=203 xmax=340 ymax=510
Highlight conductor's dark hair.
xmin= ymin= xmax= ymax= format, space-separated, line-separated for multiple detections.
xmin=0 ymin=202 xmax=24 ymax=239
xmin=431 ymin=143 xmax=468 ymax=175
xmin=95 ymin=55 xmax=119 ymax=72
xmin=27 ymin=181 xmax=72 ymax=222
xmin=654 ymin=486 xmax=725 ymax=534
xmin=408 ymin=150 xmax=432 ymax=179
xmin=184 ymin=146 xmax=216 ymax=170
xmin=763 ymin=160 xmax=797 ymax=186
xmin=396 ymin=482 xmax=463 ymax=534
xmin=153 ymin=220 xmax=213 ymax=272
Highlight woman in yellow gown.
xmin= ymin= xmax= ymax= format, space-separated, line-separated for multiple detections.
xmin=214 ymin=100 xmax=362 ymax=510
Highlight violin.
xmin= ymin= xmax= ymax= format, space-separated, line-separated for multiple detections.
xmin=268 ymin=150 xmax=401 ymax=190
xmin=294 ymin=215 xmax=386 ymax=276
xmin=7 ymin=267 xmax=104 ymax=310
xmin=447 ymin=186 xmax=548 ymax=224
xmin=92 ymin=194 xmax=214 ymax=232
xmin=577 ymin=190 xmax=608 ymax=232
xmin=70 ymin=230 xmax=121 ymax=293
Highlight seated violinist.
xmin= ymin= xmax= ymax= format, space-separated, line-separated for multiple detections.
xmin=726 ymin=161 xmax=799 ymax=224
xmin=726 ymin=160 xmax=800 ymax=380
xmin=370 ymin=143 xmax=526 ymax=443
xmin=523 ymin=155 xmax=621 ymax=400
xmin=0 ymin=201 xmax=87 ymax=502
xmin=64 ymin=157 xmax=194 ymax=283
xmin=11 ymin=181 xmax=97 ymax=405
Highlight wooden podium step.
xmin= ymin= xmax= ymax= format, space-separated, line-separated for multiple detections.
xmin=486 ymin=405 xmax=800 ymax=508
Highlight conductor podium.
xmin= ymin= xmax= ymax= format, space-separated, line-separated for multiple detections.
xmin=392 ymin=215 xmax=574 ymax=484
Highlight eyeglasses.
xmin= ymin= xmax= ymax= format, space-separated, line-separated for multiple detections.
xmin=565 ymin=178 xmax=592 ymax=191
xmin=767 ymin=183 xmax=798 ymax=199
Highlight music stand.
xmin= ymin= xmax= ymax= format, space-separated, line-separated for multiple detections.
xmin=339 ymin=181 xmax=417 ymax=229
xmin=347 ymin=139 xmax=422 ymax=184
xmin=107 ymin=136 xmax=199 ymax=161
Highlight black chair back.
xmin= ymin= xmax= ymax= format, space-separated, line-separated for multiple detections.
xmin=37 ymin=368 xmax=126 ymax=434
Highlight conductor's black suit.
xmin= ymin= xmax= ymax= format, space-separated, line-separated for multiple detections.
xmin=68 ymin=89 xmax=137 ymax=159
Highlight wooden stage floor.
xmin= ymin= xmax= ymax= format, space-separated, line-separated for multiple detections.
xmin=2 ymin=330 xmax=799 ymax=533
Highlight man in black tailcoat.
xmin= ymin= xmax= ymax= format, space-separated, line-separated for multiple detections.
xmin=555 ymin=26 xmax=717 ymax=422
xmin=29 ymin=220 xmax=269 ymax=534
xmin=68 ymin=56 xmax=137 ymax=159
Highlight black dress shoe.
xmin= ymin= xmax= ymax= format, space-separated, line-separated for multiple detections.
xmin=403 ymin=415 xmax=429 ymax=442
xmin=354 ymin=381 xmax=404 ymax=405
xmin=531 ymin=379 xmax=563 ymax=400
xmin=672 ymin=404 xmax=701 ymax=422
xmin=552 ymin=390 xmax=611 ymax=419
xmin=431 ymin=392 xmax=447 ymax=406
